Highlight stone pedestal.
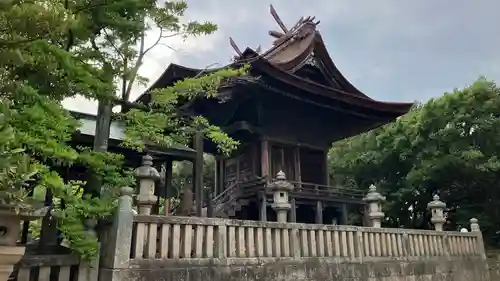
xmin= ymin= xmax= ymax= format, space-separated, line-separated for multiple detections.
xmin=0 ymin=246 xmax=24 ymax=281
xmin=0 ymin=206 xmax=48 ymax=281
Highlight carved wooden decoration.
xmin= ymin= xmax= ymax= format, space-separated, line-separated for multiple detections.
xmin=229 ymin=37 xmax=242 ymax=56
xmin=270 ymin=4 xmax=288 ymax=33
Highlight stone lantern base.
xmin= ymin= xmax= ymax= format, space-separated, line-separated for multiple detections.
xmin=0 ymin=246 xmax=25 ymax=281
xmin=0 ymin=205 xmax=48 ymax=281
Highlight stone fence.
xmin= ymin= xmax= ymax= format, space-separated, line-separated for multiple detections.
xmin=11 ymin=246 xmax=98 ymax=281
xmin=100 ymin=192 xmax=488 ymax=281
xmin=131 ymin=215 xmax=482 ymax=261
xmin=97 ymin=155 xmax=490 ymax=281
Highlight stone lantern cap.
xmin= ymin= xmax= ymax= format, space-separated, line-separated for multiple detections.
xmin=120 ymin=186 xmax=135 ymax=197
xmin=134 ymin=154 xmax=160 ymax=180
xmin=267 ymin=171 xmax=295 ymax=192
xmin=427 ymin=195 xmax=446 ymax=210
xmin=363 ymin=184 xmax=386 ymax=203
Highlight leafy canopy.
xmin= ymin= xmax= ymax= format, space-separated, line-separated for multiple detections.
xmin=329 ymin=78 xmax=500 ymax=246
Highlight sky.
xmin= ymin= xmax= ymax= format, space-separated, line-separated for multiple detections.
xmin=63 ymin=0 xmax=500 ymax=114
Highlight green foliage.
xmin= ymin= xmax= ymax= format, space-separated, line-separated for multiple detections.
xmin=0 ymin=104 xmax=40 ymax=211
xmin=0 ymin=0 xmax=240 ymax=261
xmin=122 ymin=67 xmax=247 ymax=155
xmin=329 ymin=78 xmax=500 ymax=245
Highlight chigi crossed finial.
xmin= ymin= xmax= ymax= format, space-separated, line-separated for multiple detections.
xmin=229 ymin=4 xmax=320 ymax=58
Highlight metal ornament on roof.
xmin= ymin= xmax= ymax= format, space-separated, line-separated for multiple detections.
xmin=229 ymin=5 xmax=320 ymax=58
xmin=268 ymin=5 xmax=320 ymax=46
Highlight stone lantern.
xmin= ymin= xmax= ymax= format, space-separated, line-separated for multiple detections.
xmin=267 ymin=171 xmax=294 ymax=223
xmin=134 ymin=154 xmax=160 ymax=215
xmin=427 ymin=195 xmax=446 ymax=231
xmin=363 ymin=184 xmax=386 ymax=228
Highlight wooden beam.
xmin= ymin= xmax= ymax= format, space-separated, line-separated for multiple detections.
xmin=265 ymin=137 xmax=328 ymax=153
xmin=193 ymin=131 xmax=204 ymax=217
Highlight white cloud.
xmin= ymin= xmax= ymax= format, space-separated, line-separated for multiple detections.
xmin=63 ymin=0 xmax=500 ymax=113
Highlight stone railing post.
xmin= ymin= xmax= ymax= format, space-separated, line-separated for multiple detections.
xmin=427 ymin=195 xmax=446 ymax=231
xmin=470 ymin=218 xmax=486 ymax=258
xmin=134 ymin=155 xmax=160 ymax=215
xmin=267 ymin=171 xmax=294 ymax=223
xmin=363 ymin=184 xmax=385 ymax=228
xmin=99 ymin=187 xmax=135 ymax=281
xmin=78 ymin=219 xmax=99 ymax=281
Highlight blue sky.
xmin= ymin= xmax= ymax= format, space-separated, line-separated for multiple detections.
xmin=64 ymin=0 xmax=500 ymax=113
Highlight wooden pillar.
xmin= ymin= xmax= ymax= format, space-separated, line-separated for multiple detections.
xmin=290 ymin=198 xmax=297 ymax=223
xmin=214 ymin=157 xmax=220 ymax=196
xmin=340 ymin=203 xmax=348 ymax=225
xmin=259 ymin=191 xmax=267 ymax=221
xmin=294 ymin=146 xmax=301 ymax=183
xmin=218 ymin=159 xmax=225 ymax=192
xmin=315 ymin=200 xmax=323 ymax=224
xmin=39 ymin=189 xmax=58 ymax=250
xmin=324 ymin=150 xmax=330 ymax=186
xmin=207 ymin=193 xmax=213 ymax=218
xmin=163 ymin=158 xmax=173 ymax=216
xmin=261 ymin=139 xmax=269 ymax=178
xmin=193 ymin=131 xmax=204 ymax=217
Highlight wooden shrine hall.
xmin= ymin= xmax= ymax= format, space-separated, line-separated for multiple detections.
xmin=135 ymin=5 xmax=413 ymax=224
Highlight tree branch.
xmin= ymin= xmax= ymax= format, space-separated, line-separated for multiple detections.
xmin=74 ymin=1 xmax=112 ymax=13
xmin=141 ymin=28 xmax=164 ymax=57
xmin=121 ymin=20 xmax=146 ymax=103
xmin=102 ymin=29 xmax=124 ymax=60
xmin=0 ymin=38 xmax=39 ymax=46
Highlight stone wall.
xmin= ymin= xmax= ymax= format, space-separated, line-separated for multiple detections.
xmin=98 ymin=213 xmax=490 ymax=281
xmin=97 ymin=181 xmax=490 ymax=281
xmin=104 ymin=257 xmax=489 ymax=281
xmin=487 ymin=250 xmax=500 ymax=280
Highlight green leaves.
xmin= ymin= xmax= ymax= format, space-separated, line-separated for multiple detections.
xmin=0 ymin=104 xmax=40 ymax=209
xmin=122 ymin=66 xmax=247 ymax=155
xmin=329 ymin=78 xmax=500 ymax=243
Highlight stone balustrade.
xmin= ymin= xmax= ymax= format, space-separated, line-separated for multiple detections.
xmin=12 ymin=250 xmax=98 ymax=281
xmin=131 ymin=215 xmax=482 ymax=261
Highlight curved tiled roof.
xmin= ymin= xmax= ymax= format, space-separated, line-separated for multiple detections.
xmin=135 ymin=5 xmax=413 ymax=117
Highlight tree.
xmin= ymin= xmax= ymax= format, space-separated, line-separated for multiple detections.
xmin=0 ymin=0 xmax=242 ymax=260
xmin=329 ymin=78 xmax=500 ymax=246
